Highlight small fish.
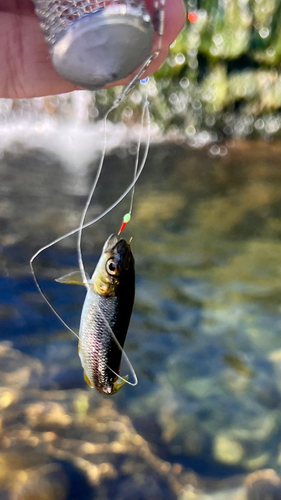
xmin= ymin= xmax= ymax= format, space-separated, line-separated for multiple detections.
xmin=57 ymin=234 xmax=135 ymax=395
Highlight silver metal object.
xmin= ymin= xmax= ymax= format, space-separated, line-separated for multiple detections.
xmin=33 ymin=0 xmax=156 ymax=90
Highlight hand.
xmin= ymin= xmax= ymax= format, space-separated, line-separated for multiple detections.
xmin=0 ymin=0 xmax=186 ymax=98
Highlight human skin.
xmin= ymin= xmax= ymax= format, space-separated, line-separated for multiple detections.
xmin=0 ymin=0 xmax=186 ymax=98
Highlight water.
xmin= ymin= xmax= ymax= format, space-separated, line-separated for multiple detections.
xmin=1 ymin=134 xmax=281 ymax=499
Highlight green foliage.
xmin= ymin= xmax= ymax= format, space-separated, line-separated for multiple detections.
xmin=96 ymin=0 xmax=281 ymax=139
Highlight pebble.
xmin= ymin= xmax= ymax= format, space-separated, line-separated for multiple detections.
xmin=213 ymin=434 xmax=244 ymax=465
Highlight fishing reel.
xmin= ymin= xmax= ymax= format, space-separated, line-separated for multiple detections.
xmin=32 ymin=0 xmax=165 ymax=90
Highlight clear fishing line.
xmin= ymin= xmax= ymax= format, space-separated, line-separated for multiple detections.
xmin=30 ymin=0 xmax=165 ymax=386
xmin=78 ymin=86 xmax=150 ymax=297
xmin=30 ymin=103 xmax=117 ymax=340
xmin=102 ymin=313 xmax=138 ymax=387
xmin=77 ymin=102 xmax=117 ymax=294
xmin=76 ymin=90 xmax=149 ymax=387
xmin=118 ymin=84 xmax=149 ymax=236
xmin=101 ymin=92 xmax=150 ymax=387
xmin=29 ymin=0 xmax=167 ymax=390
xmin=30 ymin=93 xmax=151 ymax=348
xmin=78 ymin=98 xmax=150 ymax=295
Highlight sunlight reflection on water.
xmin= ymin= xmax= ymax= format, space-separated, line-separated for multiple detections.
xmin=1 ymin=131 xmax=281 ymax=499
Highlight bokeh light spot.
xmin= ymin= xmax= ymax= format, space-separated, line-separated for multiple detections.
xmin=188 ymin=11 xmax=198 ymax=23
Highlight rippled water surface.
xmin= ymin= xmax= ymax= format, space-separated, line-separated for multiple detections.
xmin=1 ymin=137 xmax=281 ymax=499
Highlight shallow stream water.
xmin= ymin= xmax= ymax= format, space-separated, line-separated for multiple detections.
xmin=1 ymin=135 xmax=281 ymax=499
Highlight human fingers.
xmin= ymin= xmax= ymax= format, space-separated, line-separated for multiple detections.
xmin=0 ymin=0 xmax=186 ymax=98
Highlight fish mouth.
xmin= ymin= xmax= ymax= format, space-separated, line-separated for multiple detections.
xmin=103 ymin=234 xmax=118 ymax=252
xmin=103 ymin=234 xmax=131 ymax=253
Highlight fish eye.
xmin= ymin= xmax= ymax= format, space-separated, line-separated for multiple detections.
xmin=106 ymin=258 xmax=118 ymax=276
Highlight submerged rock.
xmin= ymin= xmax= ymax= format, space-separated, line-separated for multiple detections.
xmin=244 ymin=470 xmax=281 ymax=500
xmin=214 ymin=434 xmax=244 ymax=465
xmin=2 ymin=140 xmax=281 ymax=498
xmin=11 ymin=463 xmax=69 ymax=500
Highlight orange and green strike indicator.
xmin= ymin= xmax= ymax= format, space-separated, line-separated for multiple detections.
xmin=118 ymin=213 xmax=131 ymax=235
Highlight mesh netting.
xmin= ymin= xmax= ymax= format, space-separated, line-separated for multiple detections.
xmin=33 ymin=0 xmax=148 ymax=46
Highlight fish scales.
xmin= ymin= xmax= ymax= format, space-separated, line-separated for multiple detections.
xmin=79 ymin=289 xmax=133 ymax=392
xmin=78 ymin=235 xmax=135 ymax=395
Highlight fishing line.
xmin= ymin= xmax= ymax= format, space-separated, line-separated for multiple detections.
xmin=76 ymin=89 xmax=150 ymax=387
xmin=30 ymin=0 xmax=165 ymax=391
xmin=106 ymin=88 xmax=150 ymax=387
xmin=118 ymin=83 xmax=149 ymax=236
xmin=30 ymin=104 xmax=116 ymax=340
xmin=78 ymin=89 xmax=150 ymax=296
xmin=114 ymin=54 xmax=154 ymax=105
xmin=30 ymin=95 xmax=151 ymax=339
xmin=30 ymin=104 xmax=117 ymax=339
xmin=77 ymin=102 xmax=117 ymax=294
xmin=113 ymin=0 xmax=166 ymax=105
xmin=30 ymin=261 xmax=80 ymax=339
xmin=102 ymin=313 xmax=138 ymax=387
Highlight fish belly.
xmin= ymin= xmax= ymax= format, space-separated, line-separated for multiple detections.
xmin=78 ymin=290 xmax=121 ymax=392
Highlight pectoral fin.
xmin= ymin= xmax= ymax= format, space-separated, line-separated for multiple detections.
xmin=113 ymin=375 xmax=129 ymax=393
xmin=55 ymin=271 xmax=90 ymax=286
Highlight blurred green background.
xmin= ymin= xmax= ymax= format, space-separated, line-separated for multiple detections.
xmin=99 ymin=0 xmax=281 ymax=140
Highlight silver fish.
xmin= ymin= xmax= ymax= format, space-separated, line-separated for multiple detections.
xmin=57 ymin=234 xmax=135 ymax=395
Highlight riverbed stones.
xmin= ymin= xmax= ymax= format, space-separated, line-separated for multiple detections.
xmin=244 ymin=469 xmax=281 ymax=500
xmin=213 ymin=434 xmax=244 ymax=465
